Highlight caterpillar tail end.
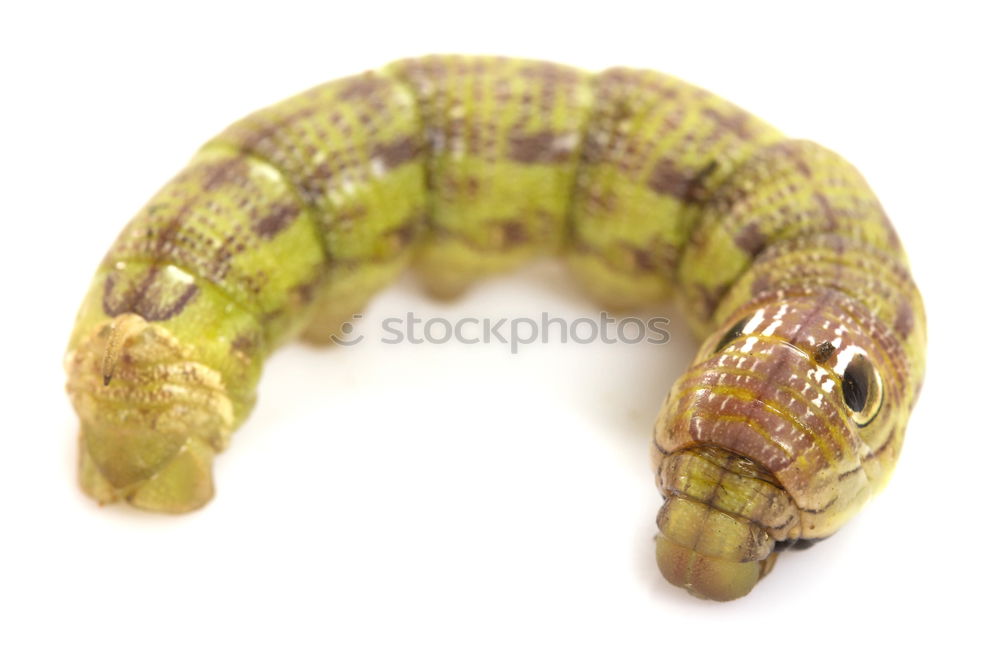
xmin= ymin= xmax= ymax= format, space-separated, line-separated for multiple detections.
xmin=66 ymin=313 xmax=234 ymax=513
xmin=654 ymin=498 xmax=778 ymax=601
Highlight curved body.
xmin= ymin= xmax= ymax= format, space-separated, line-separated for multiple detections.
xmin=65 ymin=55 xmax=925 ymax=600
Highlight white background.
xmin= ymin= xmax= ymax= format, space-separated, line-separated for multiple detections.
xmin=2 ymin=1 xmax=996 ymax=664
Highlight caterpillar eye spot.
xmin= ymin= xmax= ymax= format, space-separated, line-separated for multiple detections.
xmin=714 ymin=315 xmax=751 ymax=353
xmin=841 ymin=354 xmax=883 ymax=427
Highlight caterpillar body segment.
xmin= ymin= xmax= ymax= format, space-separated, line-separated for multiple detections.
xmin=386 ymin=57 xmax=592 ymax=299
xmin=64 ymin=55 xmax=926 ymax=600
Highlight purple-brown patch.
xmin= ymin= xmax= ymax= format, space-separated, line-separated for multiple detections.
xmin=102 ymin=268 xmax=200 ymax=322
xmin=647 ymin=159 xmax=701 ymax=202
xmin=629 ymin=240 xmax=678 ymax=274
xmin=497 ymin=219 xmax=529 ymax=247
xmin=201 ymin=157 xmax=249 ymax=191
xmin=252 ymin=203 xmax=299 ymax=239
xmin=893 ymin=298 xmax=914 ymax=339
xmin=336 ymin=74 xmax=389 ymax=101
xmin=814 ymin=193 xmax=839 ymax=230
xmin=373 ymin=136 xmax=421 ymax=169
xmin=507 ymin=131 xmax=574 ymax=164
xmin=734 ymin=223 xmax=766 ymax=255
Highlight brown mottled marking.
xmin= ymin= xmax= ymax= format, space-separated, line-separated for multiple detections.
xmin=630 ymin=241 xmax=678 ymax=274
xmin=703 ymin=107 xmax=753 ymax=140
xmin=632 ymin=248 xmax=657 ymax=272
xmin=202 ymin=157 xmax=248 ymax=191
xmin=102 ymin=269 xmax=200 ymax=322
xmin=646 ymin=159 xmax=701 ymax=201
xmin=373 ymin=136 xmax=421 ymax=169
xmin=507 ymin=131 xmax=572 ymax=164
xmin=773 ymin=142 xmax=813 ymax=177
xmin=252 ymin=203 xmax=299 ymax=239
xmin=518 ymin=60 xmax=581 ymax=84
xmin=814 ymin=192 xmax=838 ymax=228
xmin=393 ymin=213 xmax=425 ymax=246
xmin=334 ymin=203 xmax=369 ymax=224
xmin=579 ymin=186 xmax=617 ymax=215
xmin=292 ymin=272 xmax=327 ymax=305
xmin=894 ymin=299 xmax=914 ymax=338
xmin=336 ymin=74 xmax=389 ymax=101
xmin=498 ymin=219 xmax=528 ymax=246
xmin=734 ymin=223 xmax=766 ymax=255
xmin=230 ymin=331 xmax=261 ymax=358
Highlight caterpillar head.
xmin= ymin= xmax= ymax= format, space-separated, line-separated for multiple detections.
xmin=651 ymin=293 xmax=912 ymax=600
xmin=65 ymin=314 xmax=234 ymax=512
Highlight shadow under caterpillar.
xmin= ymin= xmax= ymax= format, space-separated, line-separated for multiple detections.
xmin=64 ymin=55 xmax=926 ymax=601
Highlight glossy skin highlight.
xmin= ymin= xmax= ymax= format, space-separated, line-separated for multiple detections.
xmin=65 ymin=55 xmax=926 ymax=599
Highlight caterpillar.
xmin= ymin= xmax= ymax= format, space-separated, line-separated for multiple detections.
xmin=64 ymin=55 xmax=925 ymax=601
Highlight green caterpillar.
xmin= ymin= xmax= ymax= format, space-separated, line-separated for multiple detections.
xmin=64 ymin=55 xmax=926 ymax=601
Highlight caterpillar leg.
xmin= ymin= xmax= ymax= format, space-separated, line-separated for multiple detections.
xmin=299 ymin=303 xmax=362 ymax=346
xmin=299 ymin=262 xmax=408 ymax=345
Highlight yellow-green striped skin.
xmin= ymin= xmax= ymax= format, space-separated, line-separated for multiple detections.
xmin=65 ymin=55 xmax=925 ymax=601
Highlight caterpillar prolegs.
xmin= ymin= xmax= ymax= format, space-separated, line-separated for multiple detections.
xmin=64 ymin=55 xmax=926 ymax=601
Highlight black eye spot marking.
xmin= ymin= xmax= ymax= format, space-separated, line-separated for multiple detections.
xmin=714 ymin=315 xmax=751 ymax=354
xmin=842 ymin=361 xmax=868 ymax=412
xmin=841 ymin=354 xmax=883 ymax=427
